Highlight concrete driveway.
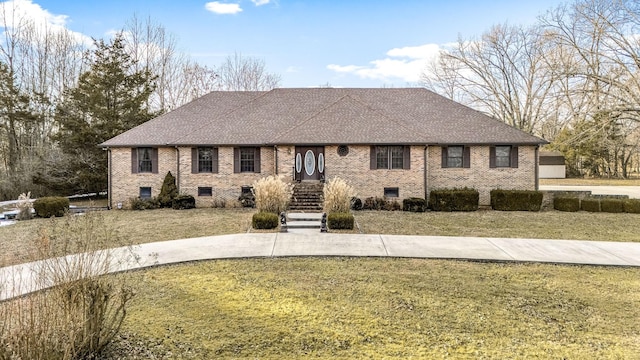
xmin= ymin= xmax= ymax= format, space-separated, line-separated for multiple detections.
xmin=540 ymin=185 xmax=640 ymax=199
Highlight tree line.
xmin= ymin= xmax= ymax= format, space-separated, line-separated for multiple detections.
xmin=0 ymin=11 xmax=280 ymax=200
xmin=422 ymin=0 xmax=640 ymax=178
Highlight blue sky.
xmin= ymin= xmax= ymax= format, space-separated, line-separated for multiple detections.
xmin=6 ymin=0 xmax=566 ymax=87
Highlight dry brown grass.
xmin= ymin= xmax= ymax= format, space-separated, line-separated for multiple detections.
xmin=541 ymin=178 xmax=640 ymax=186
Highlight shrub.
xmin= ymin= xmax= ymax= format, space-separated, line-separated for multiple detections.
xmin=327 ymin=212 xmax=354 ymax=230
xmin=252 ymin=211 xmax=279 ymax=229
xmin=16 ymin=192 xmax=34 ymax=220
xmin=402 ymin=197 xmax=427 ymax=212
xmin=553 ymin=196 xmax=580 ymax=212
xmin=490 ymin=190 xmax=543 ymax=211
xmin=323 ymin=177 xmax=356 ymax=214
xmin=33 ymin=196 xmax=70 ymax=217
xmin=238 ymin=191 xmax=255 ymax=208
xmin=351 ymin=197 xmax=363 ymax=211
xmin=129 ymin=197 xmax=160 ymax=210
xmin=252 ymin=175 xmax=293 ymax=214
xmin=158 ymin=171 xmax=178 ymax=208
xmin=623 ymin=199 xmax=640 ymax=214
xmin=212 ymin=198 xmax=227 ymax=208
xmin=172 ymin=194 xmax=196 ymax=210
xmin=600 ymin=198 xmax=624 ymax=213
xmin=363 ymin=197 xmax=385 ymax=210
xmin=384 ymin=200 xmax=402 ymax=211
xmin=581 ymin=197 xmax=601 ymax=212
xmin=429 ymin=188 xmax=479 ymax=212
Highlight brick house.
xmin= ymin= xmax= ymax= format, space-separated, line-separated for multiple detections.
xmin=100 ymin=88 xmax=546 ymax=209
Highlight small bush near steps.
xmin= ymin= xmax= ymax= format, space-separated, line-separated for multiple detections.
xmin=327 ymin=212 xmax=354 ymax=230
xmin=252 ymin=212 xmax=279 ymax=229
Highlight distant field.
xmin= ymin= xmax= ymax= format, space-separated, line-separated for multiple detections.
xmin=540 ymin=178 xmax=640 ymax=186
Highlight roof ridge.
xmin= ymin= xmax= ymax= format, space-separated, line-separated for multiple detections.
xmin=172 ymin=90 xmax=270 ymax=145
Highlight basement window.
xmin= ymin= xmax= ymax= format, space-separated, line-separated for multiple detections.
xmin=384 ymin=187 xmax=399 ymax=198
xmin=139 ymin=187 xmax=152 ymax=199
xmin=198 ymin=187 xmax=213 ymax=197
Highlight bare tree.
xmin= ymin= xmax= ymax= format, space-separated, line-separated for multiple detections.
xmin=422 ymin=23 xmax=557 ymax=133
xmin=217 ymin=52 xmax=281 ymax=91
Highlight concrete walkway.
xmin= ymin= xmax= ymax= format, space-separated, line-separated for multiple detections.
xmin=2 ymin=232 xmax=640 ymax=301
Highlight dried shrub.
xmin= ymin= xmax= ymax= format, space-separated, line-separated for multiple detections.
xmin=129 ymin=197 xmax=160 ymax=210
xmin=0 ymin=212 xmax=139 ymax=360
xmin=623 ymin=199 xmax=640 ymax=214
xmin=553 ymin=196 xmax=580 ymax=212
xmin=323 ymin=177 xmax=355 ymax=214
xmin=600 ymin=198 xmax=624 ymax=213
xmin=16 ymin=192 xmax=33 ymax=220
xmin=402 ymin=197 xmax=427 ymax=212
xmin=252 ymin=211 xmax=279 ymax=229
xmin=252 ymin=176 xmax=293 ymax=214
xmin=581 ymin=198 xmax=601 ymax=212
xmin=351 ymin=197 xmax=363 ymax=211
xmin=33 ymin=196 xmax=70 ymax=217
xmin=327 ymin=212 xmax=354 ymax=230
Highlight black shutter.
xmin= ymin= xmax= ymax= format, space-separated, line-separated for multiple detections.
xmin=441 ymin=147 xmax=448 ymax=168
xmin=254 ymin=147 xmax=261 ymax=173
xmin=212 ymin=148 xmax=219 ymax=173
xmin=151 ymin=148 xmax=158 ymax=174
xmin=191 ymin=148 xmax=198 ymax=174
xmin=489 ymin=146 xmax=496 ymax=168
xmin=370 ymin=146 xmax=377 ymax=170
xmin=511 ymin=146 xmax=519 ymax=168
xmin=233 ymin=148 xmax=240 ymax=173
xmin=463 ymin=146 xmax=471 ymax=168
xmin=403 ymin=145 xmax=411 ymax=169
xmin=131 ymin=148 xmax=138 ymax=173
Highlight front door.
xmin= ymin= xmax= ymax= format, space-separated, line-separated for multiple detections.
xmin=295 ymin=146 xmax=325 ymax=181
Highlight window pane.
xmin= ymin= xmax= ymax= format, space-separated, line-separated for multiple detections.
xmin=138 ymin=148 xmax=152 ymax=173
xmin=376 ymin=146 xmax=388 ymax=169
xmin=240 ymin=148 xmax=255 ymax=172
xmin=198 ymin=147 xmax=213 ymax=172
xmin=447 ymin=146 xmax=463 ymax=168
xmin=495 ymin=146 xmax=511 ymax=167
xmin=198 ymin=187 xmax=212 ymax=196
xmin=139 ymin=187 xmax=152 ymax=199
xmin=390 ymin=146 xmax=404 ymax=169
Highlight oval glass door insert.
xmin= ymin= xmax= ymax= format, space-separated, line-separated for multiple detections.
xmin=304 ymin=150 xmax=315 ymax=176
xmin=318 ymin=153 xmax=325 ymax=173
xmin=295 ymin=153 xmax=302 ymax=173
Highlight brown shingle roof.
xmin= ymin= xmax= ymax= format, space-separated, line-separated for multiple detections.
xmin=100 ymin=88 xmax=546 ymax=147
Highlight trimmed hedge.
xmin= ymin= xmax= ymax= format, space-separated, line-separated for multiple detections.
xmin=600 ymin=198 xmax=624 ymax=213
xmin=581 ymin=198 xmax=601 ymax=212
xmin=328 ymin=212 xmax=354 ymax=230
xmin=429 ymin=188 xmax=479 ymax=212
xmin=490 ymin=190 xmax=543 ymax=211
xmin=553 ymin=196 xmax=580 ymax=212
xmin=402 ymin=197 xmax=427 ymax=212
xmin=252 ymin=212 xmax=278 ymax=229
xmin=172 ymin=194 xmax=196 ymax=210
xmin=624 ymin=199 xmax=640 ymax=214
xmin=362 ymin=197 xmax=401 ymax=211
xmin=33 ymin=196 xmax=70 ymax=217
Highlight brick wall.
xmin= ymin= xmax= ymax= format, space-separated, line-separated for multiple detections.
xmin=428 ymin=145 xmax=537 ymax=205
xmin=110 ymin=144 xmax=538 ymax=208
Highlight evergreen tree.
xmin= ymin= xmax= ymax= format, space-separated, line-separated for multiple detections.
xmin=158 ymin=171 xmax=178 ymax=208
xmin=46 ymin=33 xmax=157 ymax=194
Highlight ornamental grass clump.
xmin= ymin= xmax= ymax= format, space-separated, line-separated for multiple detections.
xmin=252 ymin=175 xmax=293 ymax=214
xmin=16 ymin=192 xmax=33 ymax=220
xmin=323 ymin=177 xmax=355 ymax=214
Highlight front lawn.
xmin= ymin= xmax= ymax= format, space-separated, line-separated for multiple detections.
xmin=104 ymin=258 xmax=640 ymax=359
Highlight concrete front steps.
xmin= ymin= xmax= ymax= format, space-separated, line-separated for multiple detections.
xmin=285 ymin=212 xmax=324 ymax=233
xmin=289 ymin=182 xmax=324 ymax=211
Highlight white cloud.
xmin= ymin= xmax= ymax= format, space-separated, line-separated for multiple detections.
xmin=205 ymin=1 xmax=242 ymax=15
xmin=0 ymin=0 xmax=92 ymax=46
xmin=327 ymin=43 xmax=444 ymax=83
xmin=251 ymin=0 xmax=270 ymax=5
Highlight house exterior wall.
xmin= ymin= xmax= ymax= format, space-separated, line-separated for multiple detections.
xmin=109 ymin=144 xmax=538 ymax=209
xmin=110 ymin=147 xmax=177 ymax=208
xmin=427 ymin=145 xmax=537 ymax=206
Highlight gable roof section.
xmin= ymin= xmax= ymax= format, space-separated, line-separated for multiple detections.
xmin=100 ymin=88 xmax=546 ymax=147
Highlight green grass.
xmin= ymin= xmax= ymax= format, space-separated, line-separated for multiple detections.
xmin=104 ymin=258 xmax=640 ymax=359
